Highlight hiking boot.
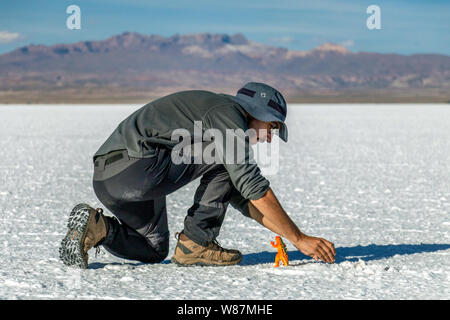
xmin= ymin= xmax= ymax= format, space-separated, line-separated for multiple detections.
xmin=59 ymin=203 xmax=108 ymax=269
xmin=171 ymin=232 xmax=242 ymax=266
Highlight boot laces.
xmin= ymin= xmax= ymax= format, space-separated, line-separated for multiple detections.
xmin=211 ymin=239 xmax=225 ymax=252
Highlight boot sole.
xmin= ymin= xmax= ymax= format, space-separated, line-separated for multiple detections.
xmin=59 ymin=203 xmax=92 ymax=269
xmin=171 ymin=256 xmax=242 ymax=267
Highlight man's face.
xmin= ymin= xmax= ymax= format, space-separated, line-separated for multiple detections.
xmin=247 ymin=118 xmax=280 ymax=145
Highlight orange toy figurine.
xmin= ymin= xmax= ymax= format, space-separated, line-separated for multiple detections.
xmin=270 ymin=236 xmax=289 ymax=267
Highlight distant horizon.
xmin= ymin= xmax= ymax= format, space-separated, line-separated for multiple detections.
xmin=1 ymin=0 xmax=449 ymax=55
xmin=2 ymin=30 xmax=449 ymax=57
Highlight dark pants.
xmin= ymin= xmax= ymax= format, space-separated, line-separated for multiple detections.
xmin=92 ymin=146 xmax=249 ymax=263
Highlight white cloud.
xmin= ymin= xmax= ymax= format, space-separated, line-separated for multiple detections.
xmin=0 ymin=31 xmax=21 ymax=44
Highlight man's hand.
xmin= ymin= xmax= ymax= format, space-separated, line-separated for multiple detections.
xmin=249 ymin=187 xmax=336 ymax=264
xmin=294 ymin=234 xmax=336 ymax=263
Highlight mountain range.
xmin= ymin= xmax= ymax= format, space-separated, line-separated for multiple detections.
xmin=1 ymin=32 xmax=449 ymax=103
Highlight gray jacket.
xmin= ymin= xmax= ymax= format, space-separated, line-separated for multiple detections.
xmin=93 ymin=90 xmax=269 ymax=200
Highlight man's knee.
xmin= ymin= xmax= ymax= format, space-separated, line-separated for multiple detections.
xmin=155 ymin=241 xmax=169 ymax=262
xmin=144 ymin=236 xmax=169 ymax=263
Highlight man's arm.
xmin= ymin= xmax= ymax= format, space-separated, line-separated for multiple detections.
xmin=249 ymin=187 xmax=336 ymax=263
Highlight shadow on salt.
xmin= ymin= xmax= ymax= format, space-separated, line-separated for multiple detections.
xmin=240 ymin=243 xmax=450 ymax=266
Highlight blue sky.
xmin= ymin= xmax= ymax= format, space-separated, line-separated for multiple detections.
xmin=0 ymin=0 xmax=449 ymax=55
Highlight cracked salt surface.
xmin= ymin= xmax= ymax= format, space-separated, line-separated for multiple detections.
xmin=0 ymin=104 xmax=449 ymax=299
